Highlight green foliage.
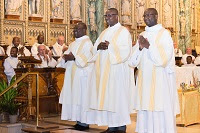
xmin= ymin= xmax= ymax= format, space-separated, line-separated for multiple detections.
xmin=0 ymin=76 xmax=24 ymax=115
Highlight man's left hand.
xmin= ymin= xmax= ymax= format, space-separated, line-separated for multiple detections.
xmin=138 ymin=35 xmax=150 ymax=49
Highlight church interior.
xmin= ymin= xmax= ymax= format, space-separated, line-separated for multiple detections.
xmin=0 ymin=0 xmax=200 ymax=133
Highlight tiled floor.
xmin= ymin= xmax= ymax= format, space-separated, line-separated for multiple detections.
xmin=43 ymin=114 xmax=200 ymax=133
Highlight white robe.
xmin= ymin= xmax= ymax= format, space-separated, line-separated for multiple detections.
xmin=6 ymin=44 xmax=31 ymax=56
xmin=194 ymin=56 xmax=200 ymax=65
xmin=31 ymin=43 xmax=50 ymax=56
xmin=52 ymin=42 xmax=66 ymax=56
xmin=59 ymin=35 xmax=95 ymax=124
xmin=89 ymin=23 xmax=135 ymax=127
xmin=0 ymin=46 xmax=5 ymax=55
xmin=4 ymin=56 xmax=19 ymax=83
xmin=174 ymin=48 xmax=182 ymax=57
xmin=34 ymin=55 xmax=57 ymax=68
xmin=129 ymin=24 xmax=180 ymax=133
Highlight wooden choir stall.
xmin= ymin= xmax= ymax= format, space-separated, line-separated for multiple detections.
xmin=14 ymin=56 xmax=65 ymax=121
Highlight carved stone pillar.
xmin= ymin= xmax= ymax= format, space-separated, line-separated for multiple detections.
xmin=24 ymin=0 xmax=29 ymax=43
xmin=0 ymin=0 xmax=5 ymax=45
xmin=46 ymin=0 xmax=51 ymax=46
xmin=66 ymin=0 xmax=70 ymax=44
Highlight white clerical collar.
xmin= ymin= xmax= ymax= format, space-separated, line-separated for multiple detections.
xmin=145 ymin=24 xmax=162 ymax=32
xmin=75 ymin=35 xmax=89 ymax=42
xmin=108 ymin=22 xmax=121 ymax=29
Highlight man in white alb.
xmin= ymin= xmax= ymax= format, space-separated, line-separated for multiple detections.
xmin=34 ymin=45 xmax=57 ymax=68
xmin=89 ymin=8 xmax=134 ymax=133
xmin=31 ymin=34 xmax=50 ymax=56
xmin=4 ymin=47 xmax=19 ymax=84
xmin=52 ymin=36 xmax=67 ymax=56
xmin=129 ymin=8 xmax=179 ymax=133
xmin=59 ymin=22 xmax=95 ymax=131
xmin=6 ymin=37 xmax=31 ymax=56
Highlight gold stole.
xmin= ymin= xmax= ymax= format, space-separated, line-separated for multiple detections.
xmin=95 ymin=26 xmax=125 ymax=110
xmin=137 ymin=28 xmax=168 ymax=110
xmin=71 ymin=38 xmax=90 ymax=87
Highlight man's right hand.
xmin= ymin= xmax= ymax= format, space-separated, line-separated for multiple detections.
xmin=97 ymin=42 xmax=109 ymax=50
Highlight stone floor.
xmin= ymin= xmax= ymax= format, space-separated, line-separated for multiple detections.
xmin=43 ymin=114 xmax=200 ymax=133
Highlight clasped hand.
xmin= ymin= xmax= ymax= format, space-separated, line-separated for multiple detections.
xmin=97 ymin=41 xmax=109 ymax=50
xmin=138 ymin=35 xmax=150 ymax=50
xmin=63 ymin=52 xmax=75 ymax=61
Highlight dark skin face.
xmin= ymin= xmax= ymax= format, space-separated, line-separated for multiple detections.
xmin=12 ymin=37 xmax=20 ymax=47
xmin=73 ymin=23 xmax=86 ymax=38
xmin=97 ymin=9 xmax=119 ymax=51
xmin=37 ymin=35 xmax=44 ymax=44
xmin=186 ymin=57 xmax=192 ymax=64
xmin=138 ymin=8 xmax=158 ymax=50
xmin=63 ymin=23 xmax=87 ymax=62
xmin=10 ymin=48 xmax=18 ymax=57
xmin=105 ymin=9 xmax=118 ymax=27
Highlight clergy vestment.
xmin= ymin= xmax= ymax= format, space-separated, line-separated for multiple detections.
xmin=4 ymin=56 xmax=19 ymax=83
xmin=174 ymin=48 xmax=182 ymax=57
xmin=89 ymin=22 xmax=135 ymax=127
xmin=31 ymin=43 xmax=50 ymax=56
xmin=0 ymin=46 xmax=5 ymax=55
xmin=6 ymin=44 xmax=31 ymax=56
xmin=194 ymin=56 xmax=200 ymax=65
xmin=129 ymin=24 xmax=180 ymax=133
xmin=52 ymin=42 xmax=66 ymax=56
xmin=59 ymin=35 xmax=95 ymax=124
xmin=34 ymin=55 xmax=57 ymax=68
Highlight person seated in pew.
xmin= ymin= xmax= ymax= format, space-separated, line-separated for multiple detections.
xmin=6 ymin=37 xmax=31 ymax=56
xmin=34 ymin=45 xmax=57 ymax=68
xmin=194 ymin=54 xmax=200 ymax=66
xmin=31 ymin=34 xmax=50 ymax=56
xmin=174 ymin=42 xmax=182 ymax=57
xmin=4 ymin=47 xmax=19 ymax=84
xmin=0 ymin=45 xmax=5 ymax=55
xmin=52 ymin=35 xmax=68 ymax=56
xmin=182 ymin=56 xmax=196 ymax=67
xmin=181 ymin=47 xmax=195 ymax=65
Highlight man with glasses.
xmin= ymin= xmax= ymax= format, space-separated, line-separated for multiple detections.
xmin=129 ymin=8 xmax=179 ymax=133
xmin=89 ymin=8 xmax=134 ymax=133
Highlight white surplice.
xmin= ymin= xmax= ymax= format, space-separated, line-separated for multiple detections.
xmin=4 ymin=56 xmax=19 ymax=83
xmin=31 ymin=43 xmax=50 ymax=56
xmin=6 ymin=44 xmax=31 ymax=56
xmin=89 ymin=23 xmax=135 ymax=127
xmin=0 ymin=46 xmax=5 ymax=55
xmin=34 ymin=55 xmax=57 ymax=68
xmin=59 ymin=35 xmax=95 ymax=124
xmin=129 ymin=24 xmax=180 ymax=133
xmin=52 ymin=42 xmax=66 ymax=56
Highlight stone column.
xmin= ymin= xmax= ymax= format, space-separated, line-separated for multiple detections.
xmin=24 ymin=0 xmax=29 ymax=43
xmin=0 ymin=0 xmax=5 ymax=45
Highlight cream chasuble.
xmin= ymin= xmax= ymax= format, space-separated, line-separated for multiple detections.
xmin=59 ymin=35 xmax=95 ymax=123
xmin=129 ymin=24 xmax=180 ymax=115
xmin=89 ymin=23 xmax=135 ymax=127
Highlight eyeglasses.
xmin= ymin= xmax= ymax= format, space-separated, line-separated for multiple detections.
xmin=143 ymin=14 xmax=156 ymax=18
xmin=104 ymin=14 xmax=117 ymax=17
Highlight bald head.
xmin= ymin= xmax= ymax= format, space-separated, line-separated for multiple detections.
xmin=37 ymin=34 xmax=44 ymax=44
xmin=186 ymin=47 xmax=192 ymax=54
xmin=108 ymin=8 xmax=118 ymax=15
xmin=57 ymin=36 xmax=65 ymax=46
xmin=143 ymin=8 xmax=158 ymax=27
xmin=12 ymin=37 xmax=20 ymax=47
xmin=73 ymin=22 xmax=87 ymax=38
xmin=38 ymin=45 xmax=46 ymax=56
